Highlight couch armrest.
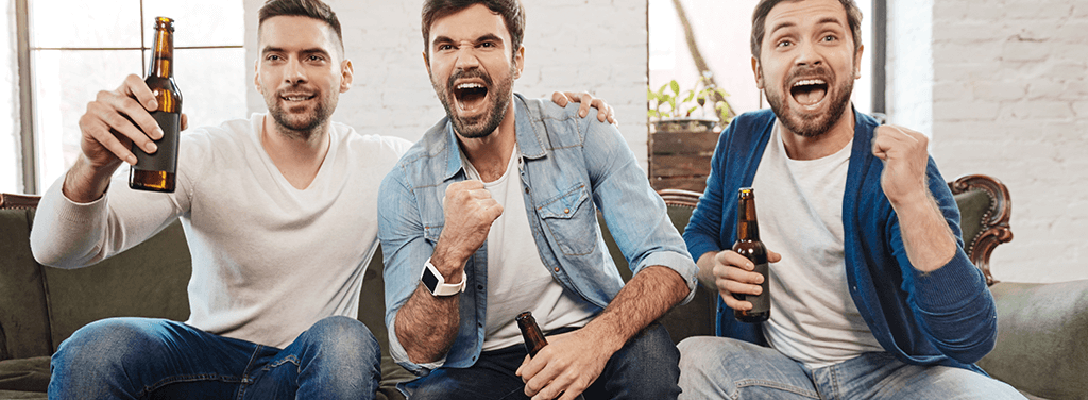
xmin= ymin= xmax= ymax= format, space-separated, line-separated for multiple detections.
xmin=977 ymin=280 xmax=1088 ymax=400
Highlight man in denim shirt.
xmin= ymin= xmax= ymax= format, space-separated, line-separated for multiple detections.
xmin=377 ymin=1 xmax=698 ymax=399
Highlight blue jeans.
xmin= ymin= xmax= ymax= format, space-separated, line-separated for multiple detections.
xmin=677 ymin=337 xmax=1025 ymax=400
xmin=49 ymin=316 xmax=381 ymax=399
xmin=402 ymin=323 xmax=681 ymax=400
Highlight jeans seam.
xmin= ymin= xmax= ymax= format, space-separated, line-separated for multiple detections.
xmin=235 ymin=344 xmax=266 ymax=400
xmin=137 ymin=373 xmax=243 ymax=398
xmin=735 ymin=379 xmax=821 ymax=399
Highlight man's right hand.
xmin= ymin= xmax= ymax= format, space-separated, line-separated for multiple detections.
xmin=430 ymin=180 xmax=504 ymax=274
xmin=79 ymin=74 xmax=164 ymax=169
xmin=64 ymin=74 xmax=188 ymax=203
xmin=699 ymin=250 xmax=782 ymax=311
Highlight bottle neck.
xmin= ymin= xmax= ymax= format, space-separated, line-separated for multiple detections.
xmin=736 ymin=198 xmax=761 ymax=241
xmin=737 ymin=219 xmax=761 ymax=241
xmin=148 ymin=28 xmax=173 ymax=79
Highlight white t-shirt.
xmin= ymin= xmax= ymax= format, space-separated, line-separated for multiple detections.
xmin=752 ymin=121 xmax=884 ymax=369
xmin=461 ymin=147 xmax=597 ymax=351
xmin=31 ymin=114 xmax=412 ymax=348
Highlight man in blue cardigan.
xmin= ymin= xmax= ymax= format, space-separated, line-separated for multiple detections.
xmin=677 ymin=0 xmax=1025 ymax=398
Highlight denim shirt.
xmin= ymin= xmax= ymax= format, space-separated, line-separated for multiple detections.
xmin=377 ymin=94 xmax=698 ymax=374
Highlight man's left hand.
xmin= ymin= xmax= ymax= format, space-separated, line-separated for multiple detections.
xmin=515 ymin=328 xmax=615 ymax=400
xmin=551 ymin=91 xmax=617 ymax=124
xmin=871 ymin=125 xmax=930 ymax=205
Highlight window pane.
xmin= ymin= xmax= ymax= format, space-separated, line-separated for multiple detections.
xmin=1 ymin=0 xmax=18 ymax=193
xmin=30 ymin=0 xmax=141 ymax=48
xmin=144 ymin=0 xmax=243 ymax=47
xmin=171 ymin=48 xmax=248 ymax=130
xmin=32 ymin=50 xmax=143 ymax=191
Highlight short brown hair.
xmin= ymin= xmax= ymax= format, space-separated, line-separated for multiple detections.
xmin=258 ymin=0 xmax=343 ymax=54
xmin=750 ymin=0 xmax=863 ymax=61
xmin=421 ymin=0 xmax=526 ymax=60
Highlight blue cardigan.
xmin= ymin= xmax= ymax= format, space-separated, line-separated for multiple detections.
xmin=683 ymin=109 xmax=998 ymax=373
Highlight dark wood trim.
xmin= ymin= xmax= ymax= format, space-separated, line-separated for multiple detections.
xmin=657 ymin=188 xmax=701 ymax=208
xmin=949 ymin=174 xmax=1014 ymax=286
xmin=0 ymin=193 xmax=41 ymax=210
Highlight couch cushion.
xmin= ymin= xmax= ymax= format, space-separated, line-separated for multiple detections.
xmin=0 ymin=356 xmax=49 ymax=393
xmin=0 ymin=210 xmax=51 ymax=360
xmin=979 ymin=280 xmax=1088 ymax=400
xmin=40 ymin=220 xmax=191 ymax=351
xmin=952 ymin=188 xmax=989 ymax=253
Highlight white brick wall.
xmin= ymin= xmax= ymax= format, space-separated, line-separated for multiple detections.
xmin=891 ymin=0 xmax=1088 ymax=283
xmin=242 ymin=0 xmax=649 ymax=169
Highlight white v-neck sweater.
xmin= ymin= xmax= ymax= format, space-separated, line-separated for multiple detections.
xmin=31 ymin=114 xmax=411 ymax=348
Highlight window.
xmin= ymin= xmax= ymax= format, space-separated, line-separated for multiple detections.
xmin=3 ymin=0 xmax=245 ymax=194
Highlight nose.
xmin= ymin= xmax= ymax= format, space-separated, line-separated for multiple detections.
xmin=284 ymin=57 xmax=307 ymax=84
xmin=795 ymin=39 xmax=822 ymax=68
xmin=454 ymin=47 xmax=481 ymax=71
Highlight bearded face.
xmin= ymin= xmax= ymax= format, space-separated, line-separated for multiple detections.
xmin=431 ymin=63 xmax=517 ymax=139
xmin=763 ymin=63 xmax=854 ymax=138
xmin=755 ymin=0 xmax=862 ymax=138
xmin=265 ymin=82 xmax=338 ymax=139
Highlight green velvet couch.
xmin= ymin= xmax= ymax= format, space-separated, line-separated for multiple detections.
xmin=1 ymin=174 xmax=1085 ymax=399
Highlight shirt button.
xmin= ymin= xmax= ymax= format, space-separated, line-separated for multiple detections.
xmin=477 ymin=285 xmax=483 ymax=290
xmin=564 ymin=208 xmax=570 ymax=214
xmin=525 ymin=187 xmax=530 ymax=194
xmin=554 ymin=267 xmax=560 ymax=272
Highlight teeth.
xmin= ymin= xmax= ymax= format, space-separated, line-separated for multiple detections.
xmin=284 ymin=96 xmax=309 ymax=101
xmin=456 ymin=83 xmax=484 ymax=89
xmin=793 ymin=79 xmax=826 ymax=87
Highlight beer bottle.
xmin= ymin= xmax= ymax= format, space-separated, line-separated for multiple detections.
xmin=515 ymin=312 xmax=585 ymax=400
xmin=732 ymin=187 xmax=770 ymax=322
xmin=130 ymin=16 xmax=182 ymax=192
xmin=516 ymin=312 xmax=548 ymax=357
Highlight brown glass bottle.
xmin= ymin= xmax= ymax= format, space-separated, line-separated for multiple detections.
xmin=732 ymin=187 xmax=770 ymax=322
xmin=516 ymin=312 xmax=548 ymax=356
xmin=515 ymin=312 xmax=585 ymax=400
xmin=130 ymin=16 xmax=182 ymax=193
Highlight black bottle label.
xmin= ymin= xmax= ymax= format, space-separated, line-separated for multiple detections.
xmin=132 ymin=111 xmax=180 ymax=172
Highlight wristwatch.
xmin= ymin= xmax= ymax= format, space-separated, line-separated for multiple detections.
xmin=421 ymin=258 xmax=466 ymax=297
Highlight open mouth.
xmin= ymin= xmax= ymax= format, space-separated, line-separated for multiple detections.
xmin=453 ymin=82 xmax=489 ymax=112
xmin=790 ymin=79 xmax=828 ymax=107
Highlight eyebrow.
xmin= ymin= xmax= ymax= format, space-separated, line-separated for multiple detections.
xmin=260 ymin=46 xmax=331 ymax=57
xmin=768 ymin=16 xmax=845 ymax=36
xmin=431 ymin=34 xmax=505 ymax=48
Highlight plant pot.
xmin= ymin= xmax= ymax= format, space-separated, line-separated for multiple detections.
xmin=650 ymin=117 xmax=718 ymax=134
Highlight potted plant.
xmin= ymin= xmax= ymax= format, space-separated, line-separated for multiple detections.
xmin=647 ymin=76 xmax=732 ymax=133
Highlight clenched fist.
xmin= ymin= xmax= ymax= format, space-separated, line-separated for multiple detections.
xmin=430 ymin=180 xmax=504 ymax=274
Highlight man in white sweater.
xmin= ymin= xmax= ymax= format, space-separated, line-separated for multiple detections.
xmin=29 ymin=0 xmax=609 ymax=398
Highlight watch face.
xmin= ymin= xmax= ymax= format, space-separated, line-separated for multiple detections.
xmin=422 ymin=266 xmax=440 ymax=291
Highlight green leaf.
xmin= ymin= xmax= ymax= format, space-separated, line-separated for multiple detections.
xmin=669 ymin=80 xmax=680 ymax=96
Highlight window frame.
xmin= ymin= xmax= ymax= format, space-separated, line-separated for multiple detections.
xmin=12 ymin=0 xmax=243 ymax=194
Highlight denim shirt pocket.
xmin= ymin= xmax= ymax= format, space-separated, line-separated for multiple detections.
xmin=536 ymin=183 xmax=597 ymax=256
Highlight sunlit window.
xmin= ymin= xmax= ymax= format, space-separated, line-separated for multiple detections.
xmin=9 ymin=0 xmax=245 ymax=194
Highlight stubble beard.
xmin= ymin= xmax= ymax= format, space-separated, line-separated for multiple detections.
xmin=764 ymin=65 xmax=854 ymax=138
xmin=432 ymin=65 xmax=516 ymax=139
xmin=266 ymin=85 xmax=336 ymax=141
